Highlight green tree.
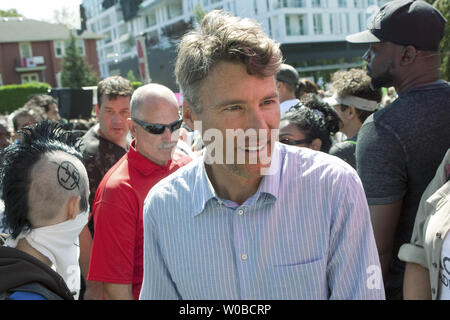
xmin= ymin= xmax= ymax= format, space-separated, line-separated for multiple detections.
xmin=127 ymin=70 xmax=137 ymax=82
xmin=433 ymin=0 xmax=450 ymax=81
xmin=0 ymin=9 xmax=23 ymax=17
xmin=192 ymin=3 xmax=206 ymax=24
xmin=61 ymin=33 xmax=99 ymax=88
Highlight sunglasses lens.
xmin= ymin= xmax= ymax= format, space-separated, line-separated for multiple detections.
xmin=146 ymin=124 xmax=165 ymax=135
xmin=171 ymin=120 xmax=182 ymax=132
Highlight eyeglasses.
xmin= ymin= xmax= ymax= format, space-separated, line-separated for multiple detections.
xmin=279 ymin=138 xmax=311 ymax=146
xmin=132 ymin=117 xmax=182 ymax=135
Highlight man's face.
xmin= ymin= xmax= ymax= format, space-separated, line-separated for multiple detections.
xmin=130 ymin=98 xmax=180 ymax=166
xmin=191 ymin=61 xmax=280 ymax=179
xmin=364 ymin=42 xmax=398 ymax=90
xmin=96 ymin=95 xmax=130 ymax=146
xmin=46 ymin=103 xmax=61 ymax=121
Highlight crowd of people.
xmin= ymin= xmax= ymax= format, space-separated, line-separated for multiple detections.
xmin=0 ymin=0 xmax=449 ymax=300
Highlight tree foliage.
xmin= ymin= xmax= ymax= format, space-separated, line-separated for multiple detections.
xmin=433 ymin=0 xmax=450 ymax=81
xmin=0 ymin=9 xmax=23 ymax=17
xmin=61 ymin=33 xmax=99 ymax=88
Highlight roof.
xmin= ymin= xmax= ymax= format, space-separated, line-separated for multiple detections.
xmin=0 ymin=18 xmax=104 ymax=43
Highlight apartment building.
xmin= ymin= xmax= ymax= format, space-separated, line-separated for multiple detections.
xmin=81 ymin=0 xmax=388 ymax=90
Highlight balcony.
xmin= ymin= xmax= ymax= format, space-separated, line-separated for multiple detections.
xmin=274 ymin=0 xmax=306 ymax=9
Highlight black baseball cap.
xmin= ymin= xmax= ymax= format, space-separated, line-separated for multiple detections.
xmin=276 ymin=64 xmax=299 ymax=85
xmin=346 ymin=0 xmax=446 ymax=51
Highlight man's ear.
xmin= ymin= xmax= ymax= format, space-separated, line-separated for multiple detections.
xmin=95 ymin=104 xmax=100 ymax=118
xmin=347 ymin=106 xmax=357 ymax=119
xmin=310 ymin=138 xmax=322 ymax=151
xmin=66 ymin=196 xmax=81 ymax=220
xmin=182 ymin=100 xmax=196 ymax=131
xmin=127 ymin=118 xmax=136 ymax=138
xmin=400 ymin=45 xmax=418 ymax=66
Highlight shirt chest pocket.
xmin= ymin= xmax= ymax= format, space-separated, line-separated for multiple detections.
xmin=265 ymin=258 xmax=327 ymax=299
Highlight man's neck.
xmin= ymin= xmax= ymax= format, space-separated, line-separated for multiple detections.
xmin=395 ymin=67 xmax=441 ymax=95
xmin=204 ymin=163 xmax=262 ymax=206
xmin=16 ymin=238 xmax=53 ymax=267
xmin=342 ymin=121 xmax=361 ymax=140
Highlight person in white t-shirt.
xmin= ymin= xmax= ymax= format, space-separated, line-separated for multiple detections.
xmin=399 ymin=148 xmax=450 ymax=299
xmin=276 ymin=64 xmax=301 ymax=115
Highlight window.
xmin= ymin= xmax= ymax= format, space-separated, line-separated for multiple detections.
xmin=268 ymin=18 xmax=272 ymax=37
xmin=353 ymin=0 xmax=363 ymax=8
xmin=285 ymin=14 xmax=307 ymax=36
xmin=104 ymin=31 xmax=112 ymax=44
xmin=338 ymin=0 xmax=347 ymax=8
xmin=54 ymin=41 xmax=64 ymax=58
xmin=285 ymin=16 xmax=291 ymax=36
xmin=312 ymin=0 xmax=322 ymax=8
xmin=21 ymin=73 xmax=39 ymax=84
xmin=77 ymin=39 xmax=86 ymax=56
xmin=167 ymin=0 xmax=183 ymax=20
xmin=101 ymin=16 xmax=111 ymax=29
xmin=145 ymin=12 xmax=157 ymax=27
xmin=19 ymin=42 xmax=32 ymax=59
xmin=358 ymin=12 xmax=365 ymax=31
xmin=313 ymin=14 xmax=323 ymax=34
xmin=54 ymin=39 xmax=85 ymax=58
xmin=329 ymin=13 xmax=334 ymax=34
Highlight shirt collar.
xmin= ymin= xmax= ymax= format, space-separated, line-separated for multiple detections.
xmin=127 ymin=139 xmax=172 ymax=176
xmin=189 ymin=142 xmax=283 ymax=217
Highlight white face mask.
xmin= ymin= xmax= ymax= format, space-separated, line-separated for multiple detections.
xmin=6 ymin=208 xmax=89 ymax=300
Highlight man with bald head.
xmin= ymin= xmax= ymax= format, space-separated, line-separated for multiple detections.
xmin=0 ymin=121 xmax=89 ymax=300
xmin=87 ymin=83 xmax=191 ymax=300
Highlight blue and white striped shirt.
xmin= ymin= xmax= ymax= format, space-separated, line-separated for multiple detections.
xmin=140 ymin=142 xmax=385 ymax=300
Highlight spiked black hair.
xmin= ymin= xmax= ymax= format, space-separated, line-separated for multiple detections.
xmin=0 ymin=120 xmax=87 ymax=238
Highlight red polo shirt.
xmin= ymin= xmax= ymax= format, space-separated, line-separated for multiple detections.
xmin=88 ymin=140 xmax=190 ymax=300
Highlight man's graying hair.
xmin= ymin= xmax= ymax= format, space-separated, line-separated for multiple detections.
xmin=175 ymin=10 xmax=283 ymax=113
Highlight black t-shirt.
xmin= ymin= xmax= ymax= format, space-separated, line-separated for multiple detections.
xmin=329 ymin=135 xmax=357 ymax=169
xmin=356 ymin=80 xmax=450 ymax=299
xmin=79 ymin=125 xmax=128 ymax=235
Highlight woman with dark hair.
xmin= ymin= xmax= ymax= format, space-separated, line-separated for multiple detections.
xmin=279 ymin=95 xmax=341 ymax=153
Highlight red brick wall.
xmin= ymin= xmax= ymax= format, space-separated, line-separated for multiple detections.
xmin=0 ymin=42 xmax=21 ymax=85
xmin=0 ymin=38 xmax=101 ymax=87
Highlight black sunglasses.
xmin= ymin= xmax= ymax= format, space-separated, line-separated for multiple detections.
xmin=132 ymin=117 xmax=182 ymax=135
xmin=279 ymin=138 xmax=311 ymax=146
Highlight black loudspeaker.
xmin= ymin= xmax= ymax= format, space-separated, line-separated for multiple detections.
xmin=48 ymin=88 xmax=93 ymax=120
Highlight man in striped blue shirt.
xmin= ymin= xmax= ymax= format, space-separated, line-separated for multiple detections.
xmin=140 ymin=10 xmax=385 ymax=300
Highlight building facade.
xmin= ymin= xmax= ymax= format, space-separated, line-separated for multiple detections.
xmin=0 ymin=18 xmax=103 ymax=88
xmin=82 ymin=0 xmax=388 ymax=90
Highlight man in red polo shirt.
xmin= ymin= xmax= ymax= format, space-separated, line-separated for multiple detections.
xmin=87 ymin=83 xmax=191 ymax=300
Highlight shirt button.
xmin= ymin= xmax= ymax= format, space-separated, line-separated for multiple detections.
xmin=432 ymin=288 xmax=436 ymax=294
xmin=237 ymin=209 xmax=244 ymax=216
xmin=241 ymin=254 xmax=248 ymax=261
xmin=436 ymin=233 xmax=442 ymax=239
xmin=433 ymin=262 xmax=438 ymax=268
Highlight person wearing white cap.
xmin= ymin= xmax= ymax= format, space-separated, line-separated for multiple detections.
xmin=346 ymin=0 xmax=450 ymax=300
xmin=326 ymin=68 xmax=382 ymax=169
